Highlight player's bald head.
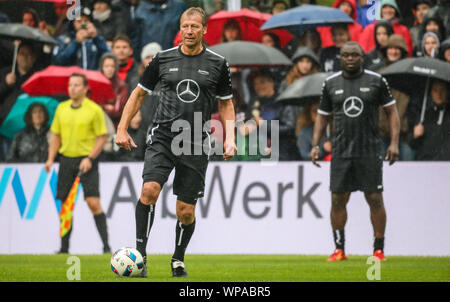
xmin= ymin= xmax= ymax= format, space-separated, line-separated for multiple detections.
xmin=340 ymin=41 xmax=364 ymax=56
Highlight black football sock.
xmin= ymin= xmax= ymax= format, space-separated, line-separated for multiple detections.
xmin=94 ymin=212 xmax=110 ymax=250
xmin=135 ymin=200 xmax=155 ymax=260
xmin=374 ymin=237 xmax=385 ymax=252
xmin=172 ymin=219 xmax=196 ymax=262
xmin=333 ymin=229 xmax=345 ymax=251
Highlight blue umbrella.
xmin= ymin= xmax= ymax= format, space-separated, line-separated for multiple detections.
xmin=0 ymin=93 xmax=59 ymax=140
xmin=260 ymin=4 xmax=354 ymax=31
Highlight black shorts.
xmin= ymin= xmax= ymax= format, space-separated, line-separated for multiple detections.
xmin=330 ymin=156 xmax=383 ymax=193
xmin=56 ymin=155 xmax=100 ymax=201
xmin=142 ymin=125 xmax=209 ymax=205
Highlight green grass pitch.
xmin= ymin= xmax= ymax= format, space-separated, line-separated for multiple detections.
xmin=0 ymin=255 xmax=449 ymax=282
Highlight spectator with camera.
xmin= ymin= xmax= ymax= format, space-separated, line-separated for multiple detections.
xmin=52 ymin=6 xmax=110 ymax=70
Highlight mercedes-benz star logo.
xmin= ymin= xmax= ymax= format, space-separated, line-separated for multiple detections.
xmin=176 ymin=79 xmax=200 ymax=103
xmin=343 ymin=96 xmax=364 ymax=118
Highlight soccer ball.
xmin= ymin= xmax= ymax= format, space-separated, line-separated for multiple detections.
xmin=110 ymin=247 xmax=144 ymax=277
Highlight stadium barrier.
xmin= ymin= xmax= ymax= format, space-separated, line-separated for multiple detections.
xmin=0 ymin=162 xmax=449 ymax=256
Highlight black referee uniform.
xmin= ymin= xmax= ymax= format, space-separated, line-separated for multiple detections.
xmin=318 ymin=69 xmax=396 ymax=193
xmin=137 ymin=45 xmax=233 ymax=203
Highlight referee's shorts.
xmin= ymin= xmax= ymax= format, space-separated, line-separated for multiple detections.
xmin=56 ymin=155 xmax=100 ymax=201
xmin=330 ymin=156 xmax=383 ymax=193
xmin=142 ymin=124 xmax=209 ymax=205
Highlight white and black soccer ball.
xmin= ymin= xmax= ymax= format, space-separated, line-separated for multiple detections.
xmin=110 ymin=247 xmax=144 ymax=277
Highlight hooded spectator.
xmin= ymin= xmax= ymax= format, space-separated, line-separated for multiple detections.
xmin=317 ymin=0 xmax=363 ymax=48
xmin=99 ymin=52 xmax=129 ymax=128
xmin=366 ymin=19 xmax=394 ymax=70
xmin=7 ymin=103 xmax=50 ymax=163
xmin=420 ymin=31 xmax=441 ymax=58
xmin=358 ymin=0 xmax=413 ymax=56
xmin=52 ymin=6 xmax=110 ymax=70
xmin=320 ymin=24 xmax=351 ymax=72
xmin=281 ymin=47 xmax=320 ymax=93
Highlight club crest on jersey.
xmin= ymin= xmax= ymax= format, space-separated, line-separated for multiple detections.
xmin=176 ymin=79 xmax=200 ymax=103
xmin=343 ymin=96 xmax=364 ymax=118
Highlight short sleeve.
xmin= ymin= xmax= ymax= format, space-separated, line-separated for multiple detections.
xmin=216 ymin=59 xmax=233 ymax=100
xmin=318 ymin=81 xmax=332 ymax=116
xmin=138 ymin=54 xmax=160 ymax=94
xmin=50 ymin=105 xmax=61 ymax=134
xmin=380 ymin=76 xmax=396 ymax=107
xmin=93 ymin=106 xmax=107 ymax=137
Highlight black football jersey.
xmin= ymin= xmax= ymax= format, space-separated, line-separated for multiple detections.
xmin=138 ymin=46 xmax=233 ymax=135
xmin=318 ymin=69 xmax=396 ymax=158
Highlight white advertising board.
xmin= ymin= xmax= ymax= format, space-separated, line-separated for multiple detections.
xmin=0 ymin=162 xmax=449 ymax=256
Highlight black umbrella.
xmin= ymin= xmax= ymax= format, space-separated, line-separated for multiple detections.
xmin=276 ymin=72 xmax=333 ymax=105
xmin=0 ymin=23 xmax=57 ymax=45
xmin=209 ymin=41 xmax=292 ymax=67
xmin=0 ymin=23 xmax=57 ymax=72
xmin=381 ymin=57 xmax=450 ymax=122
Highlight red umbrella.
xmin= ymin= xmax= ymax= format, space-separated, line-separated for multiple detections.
xmin=21 ymin=65 xmax=115 ymax=104
xmin=173 ymin=8 xmax=293 ymax=48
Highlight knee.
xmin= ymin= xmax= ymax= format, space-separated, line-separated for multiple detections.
xmin=141 ymin=182 xmax=161 ymax=205
xmin=177 ymin=207 xmax=195 ymax=225
xmin=86 ymin=197 xmax=102 ymax=214
xmin=331 ymin=194 xmax=349 ymax=211
xmin=365 ymin=193 xmax=384 ymax=209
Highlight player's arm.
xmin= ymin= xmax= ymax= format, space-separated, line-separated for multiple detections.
xmin=116 ymin=86 xmax=148 ymax=151
xmin=310 ymin=113 xmax=331 ymax=167
xmin=44 ymin=132 xmax=61 ymax=173
xmin=311 ymin=81 xmax=332 ymax=167
xmin=382 ymin=103 xmax=400 ymax=165
xmin=218 ymin=98 xmax=237 ymax=160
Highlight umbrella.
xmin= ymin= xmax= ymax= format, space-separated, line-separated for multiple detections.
xmin=0 ymin=23 xmax=58 ymax=73
xmin=260 ymin=4 xmax=354 ymax=31
xmin=381 ymin=57 xmax=450 ymax=122
xmin=0 ymin=93 xmax=59 ymax=140
xmin=203 ymin=8 xmax=293 ymax=47
xmin=276 ymin=72 xmax=333 ymax=105
xmin=21 ymin=65 xmax=115 ymax=104
xmin=0 ymin=23 xmax=57 ymax=45
xmin=209 ymin=41 xmax=292 ymax=67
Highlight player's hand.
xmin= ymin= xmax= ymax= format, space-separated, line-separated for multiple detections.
xmin=310 ymin=147 xmax=321 ymax=167
xmin=385 ymin=143 xmax=399 ymax=166
xmin=223 ymin=139 xmax=237 ymax=161
xmin=79 ymin=157 xmax=92 ymax=173
xmin=44 ymin=159 xmax=53 ymax=173
xmin=116 ymin=130 xmax=137 ymax=151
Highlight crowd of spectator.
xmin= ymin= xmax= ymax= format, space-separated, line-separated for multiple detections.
xmin=0 ymin=0 xmax=449 ymax=164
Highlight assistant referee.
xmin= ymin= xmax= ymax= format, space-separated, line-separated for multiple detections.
xmin=45 ymin=73 xmax=110 ymax=254
xmin=311 ymin=42 xmax=400 ymax=262
xmin=116 ymin=7 xmax=237 ymax=277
